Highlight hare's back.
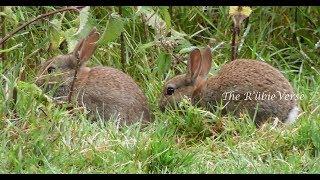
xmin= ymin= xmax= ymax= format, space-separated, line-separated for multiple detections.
xmin=217 ymin=59 xmax=294 ymax=94
xmin=79 ymin=66 xmax=150 ymax=123
xmin=205 ymin=59 xmax=298 ymax=124
xmin=84 ymin=67 xmax=147 ymax=103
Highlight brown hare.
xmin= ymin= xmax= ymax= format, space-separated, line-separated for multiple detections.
xmin=36 ymin=27 xmax=151 ymax=126
xmin=159 ymin=46 xmax=299 ymax=126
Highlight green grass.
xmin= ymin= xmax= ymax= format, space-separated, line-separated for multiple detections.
xmin=0 ymin=6 xmax=320 ymax=173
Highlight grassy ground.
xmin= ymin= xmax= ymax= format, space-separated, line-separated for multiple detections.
xmin=0 ymin=6 xmax=320 ymax=173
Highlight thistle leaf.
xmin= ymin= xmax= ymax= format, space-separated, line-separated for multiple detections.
xmin=99 ymin=12 xmax=125 ymax=45
xmin=156 ymin=51 xmax=171 ymax=78
xmin=64 ymin=27 xmax=78 ymax=53
xmin=62 ymin=6 xmax=95 ymax=53
xmin=159 ymin=7 xmax=171 ymax=32
xmin=49 ymin=18 xmax=64 ymax=50
xmin=74 ymin=6 xmax=92 ymax=38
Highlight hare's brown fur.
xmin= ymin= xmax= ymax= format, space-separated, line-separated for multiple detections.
xmin=159 ymin=47 xmax=299 ymax=126
xmin=36 ymin=28 xmax=151 ymax=125
xmin=202 ymin=59 xmax=297 ymax=125
xmin=73 ymin=66 xmax=151 ymax=124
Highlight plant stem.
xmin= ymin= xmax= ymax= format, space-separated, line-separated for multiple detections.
xmin=0 ymin=6 xmax=5 ymax=61
xmin=119 ymin=6 xmax=126 ymax=72
xmin=293 ymin=7 xmax=298 ymax=43
xmin=67 ymin=66 xmax=79 ymax=104
xmin=141 ymin=12 xmax=150 ymax=41
xmin=231 ymin=24 xmax=236 ymax=61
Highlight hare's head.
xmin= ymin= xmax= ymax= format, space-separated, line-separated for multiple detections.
xmin=159 ymin=46 xmax=212 ymax=111
xmin=35 ymin=27 xmax=100 ymax=98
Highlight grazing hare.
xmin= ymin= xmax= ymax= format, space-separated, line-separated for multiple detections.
xmin=36 ymin=28 xmax=151 ymax=126
xmin=159 ymin=46 xmax=299 ymax=126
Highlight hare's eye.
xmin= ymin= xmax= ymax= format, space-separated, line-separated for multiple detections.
xmin=47 ymin=67 xmax=55 ymax=74
xmin=166 ymin=87 xmax=175 ymax=95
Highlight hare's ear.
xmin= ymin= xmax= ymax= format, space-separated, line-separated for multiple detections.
xmin=73 ymin=27 xmax=100 ymax=64
xmin=191 ymin=46 xmax=212 ymax=104
xmin=187 ymin=48 xmax=202 ymax=83
xmin=199 ymin=46 xmax=212 ymax=79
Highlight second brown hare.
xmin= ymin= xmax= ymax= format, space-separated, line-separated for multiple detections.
xmin=36 ymin=28 xmax=151 ymax=126
xmin=159 ymin=46 xmax=299 ymax=126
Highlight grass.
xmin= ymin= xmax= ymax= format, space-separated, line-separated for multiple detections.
xmin=0 ymin=6 xmax=320 ymax=173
